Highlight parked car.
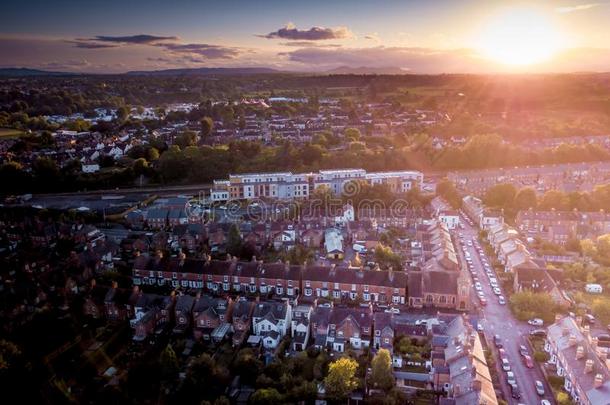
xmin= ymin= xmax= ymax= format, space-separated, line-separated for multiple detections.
xmin=498 ymin=296 xmax=506 ymax=305
xmin=479 ymin=298 xmax=487 ymax=306
xmin=493 ymin=287 xmax=502 ymax=295
xmin=506 ymin=371 xmax=516 ymax=385
xmin=541 ymin=400 xmax=551 ymax=405
xmin=585 ymin=314 xmax=596 ymax=324
xmin=510 ymin=383 xmax=521 ymax=399
xmin=528 ymin=318 xmax=544 ymax=326
xmin=384 ymin=307 xmax=400 ymax=314
xmin=535 ymin=380 xmax=545 ymax=396
xmin=519 ymin=344 xmax=529 ymax=356
xmin=523 ymin=355 xmax=534 ymax=368
xmin=494 ymin=335 xmax=503 ymax=348
xmin=501 ymin=358 xmax=511 ymax=371
xmin=530 ymin=329 xmax=547 ymax=337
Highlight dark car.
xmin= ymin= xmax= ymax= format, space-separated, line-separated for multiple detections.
xmin=494 ymin=335 xmax=503 ymax=348
xmin=510 ymin=383 xmax=521 ymax=399
xmin=530 ymin=329 xmax=547 ymax=337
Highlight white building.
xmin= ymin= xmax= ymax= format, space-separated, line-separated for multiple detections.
xmin=252 ymin=301 xmax=292 ymax=349
xmin=438 ymin=210 xmax=460 ymax=230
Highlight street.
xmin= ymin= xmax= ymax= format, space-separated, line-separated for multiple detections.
xmin=458 ymin=218 xmax=554 ymax=405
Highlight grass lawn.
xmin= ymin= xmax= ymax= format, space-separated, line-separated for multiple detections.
xmin=0 ymin=127 xmax=25 ymax=138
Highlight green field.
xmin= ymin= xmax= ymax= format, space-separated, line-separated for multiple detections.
xmin=0 ymin=128 xmax=25 ymax=138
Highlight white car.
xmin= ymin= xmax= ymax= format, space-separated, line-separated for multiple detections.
xmin=501 ymin=358 xmax=511 ymax=371
xmin=477 ymin=323 xmax=484 ymax=332
xmin=498 ymin=296 xmax=506 ymax=305
xmin=384 ymin=307 xmax=400 ymax=314
xmin=506 ymin=371 xmax=516 ymax=385
xmin=475 ymin=283 xmax=483 ymax=291
xmin=528 ymin=318 xmax=544 ymax=326
xmin=493 ymin=287 xmax=502 ymax=295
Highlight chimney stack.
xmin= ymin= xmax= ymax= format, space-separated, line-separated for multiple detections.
xmin=555 ymin=313 xmax=563 ymax=323
xmin=576 ymin=345 xmax=585 ymax=360
xmin=576 ymin=316 xmax=583 ymax=326
xmin=594 ymin=373 xmax=604 ymax=389
xmin=111 ymin=280 xmax=118 ymax=289
xmin=592 ymin=337 xmax=599 ymax=350
xmin=569 ymin=335 xmax=577 ymax=347
xmin=585 ymin=359 xmax=595 ymax=373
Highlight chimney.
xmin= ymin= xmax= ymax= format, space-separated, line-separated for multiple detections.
xmin=569 ymin=335 xmax=577 ymax=347
xmin=133 ymin=285 xmax=139 ymax=294
xmin=226 ymin=254 xmax=232 ymax=261
xmin=576 ymin=345 xmax=585 ymax=360
xmin=594 ymin=373 xmax=604 ymax=389
xmin=90 ymin=278 xmax=96 ymax=288
xmin=251 ymin=255 xmax=257 ymax=262
xmin=111 ymin=281 xmax=118 ymax=289
xmin=576 ymin=316 xmax=583 ymax=326
xmin=584 ymin=324 xmax=591 ymax=338
xmin=555 ymin=314 xmax=563 ymax=323
xmin=284 ymin=260 xmax=290 ymax=272
xmin=585 ymin=359 xmax=595 ymax=373
xmin=592 ymin=337 xmax=599 ymax=350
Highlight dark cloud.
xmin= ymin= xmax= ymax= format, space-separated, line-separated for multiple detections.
xmin=67 ymin=40 xmax=118 ymax=49
xmin=90 ymin=34 xmax=178 ymax=44
xmin=146 ymin=57 xmax=172 ymax=63
xmin=159 ymin=43 xmax=239 ymax=59
xmin=260 ymin=23 xmax=352 ymax=40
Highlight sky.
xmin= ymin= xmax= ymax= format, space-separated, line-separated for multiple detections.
xmin=1 ymin=0 xmax=610 ymax=73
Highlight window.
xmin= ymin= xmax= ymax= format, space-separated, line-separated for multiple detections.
xmin=172 ymin=272 xmax=178 ymax=279
xmin=364 ymin=285 xmax=369 ymax=292
xmin=305 ymin=280 xmax=311 ymax=287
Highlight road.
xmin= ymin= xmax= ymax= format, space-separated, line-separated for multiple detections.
xmin=457 ymin=218 xmax=554 ymax=405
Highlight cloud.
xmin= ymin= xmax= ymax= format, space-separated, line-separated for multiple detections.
xmin=159 ymin=43 xmax=240 ymax=59
xmin=279 ymin=41 xmax=342 ymax=48
xmin=260 ymin=23 xmax=353 ymax=40
xmin=67 ymin=40 xmax=119 ymax=49
xmin=281 ymin=46 xmax=485 ymax=73
xmin=364 ymin=33 xmax=381 ymax=44
xmin=88 ymin=34 xmax=178 ymax=44
xmin=555 ymin=3 xmax=599 ymax=13
xmin=41 ymin=59 xmax=91 ymax=69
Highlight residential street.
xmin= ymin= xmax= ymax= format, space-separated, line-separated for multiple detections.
xmin=458 ymin=219 xmax=555 ymax=405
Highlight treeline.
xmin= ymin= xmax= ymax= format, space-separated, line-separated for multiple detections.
xmin=426 ymin=134 xmax=610 ymax=170
xmin=481 ymin=182 xmax=610 ymax=222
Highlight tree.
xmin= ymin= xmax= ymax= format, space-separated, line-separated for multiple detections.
xmin=132 ymin=158 xmax=149 ymax=176
xmin=370 ymin=349 xmax=394 ymax=391
xmin=159 ymin=344 xmax=179 ymax=381
xmin=374 ymin=244 xmax=402 ymax=271
xmin=324 ymin=357 xmax=358 ymax=402
xmin=514 ymin=187 xmax=537 ymax=210
xmin=483 ymin=183 xmax=517 ymax=209
xmin=175 ymin=130 xmax=197 ymax=149
xmin=226 ymin=223 xmax=242 ymax=256
xmin=596 ymin=234 xmax=610 ymax=261
xmin=581 ymin=239 xmax=598 ymax=258
xmin=200 ymin=116 xmax=214 ymax=137
xmin=436 ymin=179 xmax=462 ymax=209
xmin=116 ymin=106 xmax=129 ymax=122
xmin=344 ymin=127 xmax=361 ymax=141
xmin=249 ymin=388 xmax=283 ymax=405
xmin=539 ymin=190 xmax=569 ymax=210
xmin=509 ymin=291 xmax=557 ymax=323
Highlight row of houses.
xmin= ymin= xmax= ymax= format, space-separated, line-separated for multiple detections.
xmin=209 ymin=169 xmax=424 ymax=201
xmin=486 ymin=222 xmax=571 ymax=307
xmin=515 ymin=208 xmax=610 ymax=245
xmin=131 ymin=255 xmax=408 ymax=306
xmin=545 ymin=315 xmax=610 ymax=404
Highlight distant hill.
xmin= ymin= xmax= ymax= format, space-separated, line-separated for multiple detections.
xmin=324 ymin=66 xmax=411 ymax=75
xmin=0 ymin=67 xmax=76 ymax=77
xmin=126 ymin=67 xmax=282 ymax=76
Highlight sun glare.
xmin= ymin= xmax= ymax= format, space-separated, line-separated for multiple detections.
xmin=477 ymin=7 xmax=564 ymax=66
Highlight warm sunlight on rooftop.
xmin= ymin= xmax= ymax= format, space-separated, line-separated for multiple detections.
xmin=476 ymin=7 xmax=565 ymax=66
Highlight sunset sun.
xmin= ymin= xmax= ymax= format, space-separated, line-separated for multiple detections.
xmin=477 ymin=7 xmax=564 ymax=66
